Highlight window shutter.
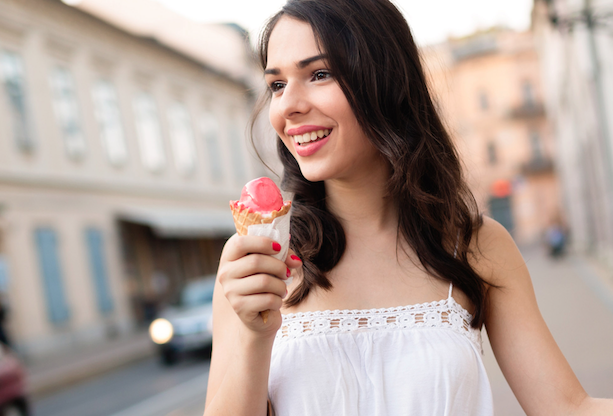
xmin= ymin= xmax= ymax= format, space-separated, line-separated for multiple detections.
xmin=34 ymin=228 xmax=70 ymax=324
xmin=85 ymin=228 xmax=114 ymax=315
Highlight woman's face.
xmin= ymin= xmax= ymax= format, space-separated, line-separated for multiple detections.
xmin=265 ymin=16 xmax=384 ymax=183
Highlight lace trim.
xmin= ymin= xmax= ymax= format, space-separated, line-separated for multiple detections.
xmin=276 ymin=298 xmax=482 ymax=351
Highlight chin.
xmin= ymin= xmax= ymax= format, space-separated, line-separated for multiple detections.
xmin=297 ymin=165 xmax=331 ymax=183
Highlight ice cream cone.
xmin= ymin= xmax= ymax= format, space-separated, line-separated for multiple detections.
xmin=229 ymin=200 xmax=291 ymax=323
xmin=230 ymin=201 xmax=291 ymax=237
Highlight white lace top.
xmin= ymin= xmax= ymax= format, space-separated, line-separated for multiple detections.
xmin=268 ymin=285 xmax=493 ymax=415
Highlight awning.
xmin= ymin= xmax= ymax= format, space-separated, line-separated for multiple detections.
xmin=117 ymin=207 xmax=236 ymax=238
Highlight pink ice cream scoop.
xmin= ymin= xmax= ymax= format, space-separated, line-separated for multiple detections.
xmin=236 ymin=177 xmax=284 ymax=214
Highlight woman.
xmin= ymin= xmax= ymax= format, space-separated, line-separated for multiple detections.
xmin=204 ymin=0 xmax=613 ymax=414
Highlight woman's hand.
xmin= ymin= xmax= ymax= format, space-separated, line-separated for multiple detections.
xmin=217 ymin=234 xmax=300 ymax=336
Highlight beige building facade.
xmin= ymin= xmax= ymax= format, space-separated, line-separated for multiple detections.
xmin=0 ymin=0 xmax=264 ymax=360
xmin=422 ymin=29 xmax=560 ymax=244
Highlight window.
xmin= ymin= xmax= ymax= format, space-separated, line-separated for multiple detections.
xmin=0 ymin=51 xmax=35 ymax=151
xmin=91 ymin=79 xmax=128 ymax=166
xmin=85 ymin=228 xmax=114 ymax=315
xmin=487 ymin=141 xmax=497 ymax=165
xmin=49 ymin=66 xmax=86 ymax=159
xmin=522 ymin=81 xmax=535 ymax=107
xmin=530 ymin=130 xmax=543 ymax=160
xmin=229 ymin=112 xmax=246 ymax=182
xmin=201 ymin=113 xmax=224 ymax=181
xmin=34 ymin=228 xmax=71 ymax=325
xmin=133 ymin=92 xmax=166 ymax=172
xmin=167 ymin=102 xmax=197 ymax=174
xmin=479 ymin=91 xmax=489 ymax=110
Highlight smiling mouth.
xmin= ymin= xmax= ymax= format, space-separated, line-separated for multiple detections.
xmin=290 ymin=129 xmax=332 ymax=146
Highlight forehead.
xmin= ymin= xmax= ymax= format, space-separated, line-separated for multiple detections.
xmin=267 ymin=17 xmax=321 ymax=67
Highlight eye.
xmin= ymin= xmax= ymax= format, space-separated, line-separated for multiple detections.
xmin=268 ymin=81 xmax=285 ymax=93
xmin=312 ymin=70 xmax=331 ymax=81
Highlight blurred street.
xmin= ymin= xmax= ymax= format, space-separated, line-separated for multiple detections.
xmin=31 ymin=353 xmax=210 ymax=416
xmin=28 ymin=245 xmax=613 ymax=416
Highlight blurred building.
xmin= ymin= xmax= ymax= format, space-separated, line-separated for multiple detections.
xmin=532 ymin=0 xmax=613 ymax=267
xmin=422 ymin=29 xmax=560 ymax=244
xmin=0 ymin=0 xmax=265 ymax=360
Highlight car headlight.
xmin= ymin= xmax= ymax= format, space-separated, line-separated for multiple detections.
xmin=149 ymin=318 xmax=174 ymax=344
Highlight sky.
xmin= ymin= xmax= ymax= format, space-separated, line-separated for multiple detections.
xmin=155 ymin=0 xmax=535 ymax=46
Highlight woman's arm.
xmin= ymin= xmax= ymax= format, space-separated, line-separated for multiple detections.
xmin=475 ymin=217 xmax=613 ymax=416
xmin=204 ymin=235 xmax=300 ymax=416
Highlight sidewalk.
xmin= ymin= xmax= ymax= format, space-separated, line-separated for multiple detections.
xmin=25 ymin=330 xmax=156 ymax=398
xmin=569 ymin=250 xmax=613 ymax=314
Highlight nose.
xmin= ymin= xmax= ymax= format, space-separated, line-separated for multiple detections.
xmin=277 ymin=81 xmax=310 ymax=119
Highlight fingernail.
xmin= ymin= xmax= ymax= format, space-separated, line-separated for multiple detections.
xmin=283 ymin=288 xmax=288 ymax=299
xmin=272 ymin=242 xmax=281 ymax=251
xmin=290 ymin=255 xmax=301 ymax=262
xmin=286 ymin=267 xmax=291 ymax=278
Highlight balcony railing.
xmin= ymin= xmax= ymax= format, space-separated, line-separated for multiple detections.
xmin=520 ymin=156 xmax=554 ymax=175
xmin=508 ymin=102 xmax=546 ymax=119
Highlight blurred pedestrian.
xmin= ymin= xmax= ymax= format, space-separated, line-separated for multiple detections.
xmin=204 ymin=1 xmax=613 ymax=415
xmin=0 ymin=292 xmax=12 ymax=348
xmin=546 ymin=223 xmax=566 ymax=258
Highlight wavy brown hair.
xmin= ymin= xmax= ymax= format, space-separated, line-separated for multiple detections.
xmin=251 ymin=0 xmax=488 ymax=328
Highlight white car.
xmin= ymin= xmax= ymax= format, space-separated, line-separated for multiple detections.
xmin=149 ymin=276 xmax=215 ymax=365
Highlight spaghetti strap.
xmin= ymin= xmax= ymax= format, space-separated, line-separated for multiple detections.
xmin=448 ymin=283 xmax=453 ymax=300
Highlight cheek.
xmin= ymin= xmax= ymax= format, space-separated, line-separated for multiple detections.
xmin=280 ymin=135 xmax=294 ymax=154
xmin=269 ymin=105 xmax=282 ymax=136
xmin=269 ymin=108 xmax=294 ymax=154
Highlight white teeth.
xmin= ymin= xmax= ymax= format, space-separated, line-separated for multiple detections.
xmin=291 ymin=129 xmax=332 ymax=145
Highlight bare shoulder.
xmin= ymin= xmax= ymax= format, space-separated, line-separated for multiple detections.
xmin=468 ymin=215 xmax=528 ymax=287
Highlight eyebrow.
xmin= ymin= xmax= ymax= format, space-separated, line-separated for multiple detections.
xmin=264 ymin=54 xmax=327 ymax=75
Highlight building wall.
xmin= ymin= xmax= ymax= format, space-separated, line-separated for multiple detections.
xmin=532 ymin=0 xmax=613 ymax=265
xmin=0 ymin=0 xmax=262 ymax=359
xmin=422 ymin=29 xmax=561 ymax=244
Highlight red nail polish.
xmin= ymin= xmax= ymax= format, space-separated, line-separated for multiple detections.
xmin=286 ymin=268 xmax=291 ymax=278
xmin=272 ymin=242 xmax=281 ymax=251
xmin=291 ymin=255 xmax=302 ymax=262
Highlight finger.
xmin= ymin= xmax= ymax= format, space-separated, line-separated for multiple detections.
xmin=285 ymin=249 xmax=303 ymax=269
xmin=234 ymin=273 xmax=288 ymax=299
xmin=230 ymin=254 xmax=290 ymax=282
xmin=222 ymin=234 xmax=283 ymax=262
xmin=243 ymin=293 xmax=285 ymax=316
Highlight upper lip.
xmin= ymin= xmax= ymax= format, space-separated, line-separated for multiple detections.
xmin=286 ymin=125 xmax=331 ymax=136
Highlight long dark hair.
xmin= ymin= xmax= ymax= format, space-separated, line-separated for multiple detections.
xmin=251 ymin=0 xmax=488 ymax=328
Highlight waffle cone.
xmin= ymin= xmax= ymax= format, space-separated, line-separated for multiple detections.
xmin=230 ymin=201 xmax=291 ymax=236
xmin=229 ymin=201 xmax=291 ymax=324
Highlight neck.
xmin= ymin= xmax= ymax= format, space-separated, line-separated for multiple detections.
xmin=325 ymin=161 xmax=397 ymax=237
